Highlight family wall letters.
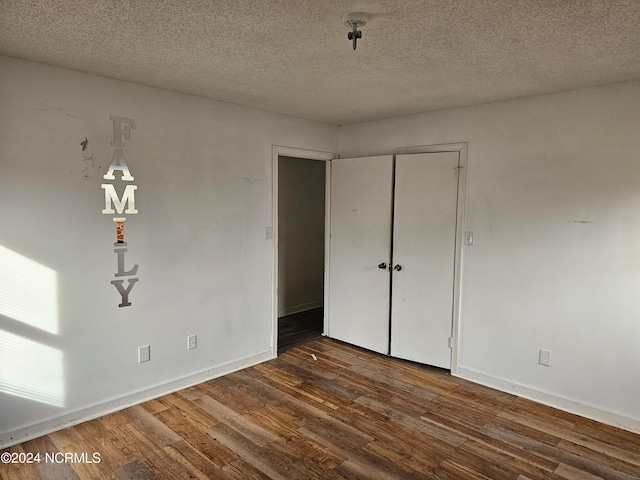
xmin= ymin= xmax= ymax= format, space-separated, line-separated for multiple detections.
xmin=101 ymin=116 xmax=140 ymax=307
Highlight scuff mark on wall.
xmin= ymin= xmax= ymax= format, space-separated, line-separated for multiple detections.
xmin=81 ymin=152 xmax=100 ymax=181
xmin=237 ymin=176 xmax=264 ymax=184
xmin=21 ymin=106 xmax=81 ymax=119
xmin=568 ymin=220 xmax=592 ymax=224
xmin=75 ymin=137 xmax=101 ymax=181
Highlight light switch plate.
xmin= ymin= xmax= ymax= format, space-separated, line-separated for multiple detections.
xmin=464 ymin=231 xmax=474 ymax=246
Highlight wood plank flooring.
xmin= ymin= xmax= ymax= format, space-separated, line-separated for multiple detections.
xmin=2 ymin=337 xmax=640 ymax=479
xmin=277 ymin=307 xmax=323 ymax=353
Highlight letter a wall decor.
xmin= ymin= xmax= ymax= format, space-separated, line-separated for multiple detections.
xmin=102 ymin=116 xmax=140 ymax=307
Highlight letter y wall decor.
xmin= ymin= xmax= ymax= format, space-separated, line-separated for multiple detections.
xmin=101 ymin=116 xmax=140 ymax=307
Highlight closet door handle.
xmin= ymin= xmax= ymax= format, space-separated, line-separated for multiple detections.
xmin=378 ymin=263 xmax=387 ymax=270
xmin=393 ymin=264 xmax=402 ymax=271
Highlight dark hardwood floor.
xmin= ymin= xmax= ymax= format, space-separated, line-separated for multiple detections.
xmin=277 ymin=307 xmax=323 ymax=353
xmin=2 ymin=337 xmax=640 ymax=479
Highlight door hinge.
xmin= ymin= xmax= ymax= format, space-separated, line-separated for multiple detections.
xmin=447 ymin=337 xmax=453 ymax=348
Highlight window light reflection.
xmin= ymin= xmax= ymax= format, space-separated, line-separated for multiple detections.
xmin=0 ymin=330 xmax=65 ymax=407
xmin=0 ymin=245 xmax=58 ymax=334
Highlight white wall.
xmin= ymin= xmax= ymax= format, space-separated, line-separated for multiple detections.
xmin=0 ymin=56 xmax=338 ymax=447
xmin=277 ymin=157 xmax=325 ymax=316
xmin=2 ymin=53 xmax=638 ymax=445
xmin=339 ymin=80 xmax=640 ymax=433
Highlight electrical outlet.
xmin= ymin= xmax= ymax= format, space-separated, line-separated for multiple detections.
xmin=538 ymin=348 xmax=551 ymax=367
xmin=187 ymin=334 xmax=197 ymax=350
xmin=138 ymin=345 xmax=150 ymax=363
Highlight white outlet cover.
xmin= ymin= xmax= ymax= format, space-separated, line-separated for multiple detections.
xmin=538 ymin=348 xmax=551 ymax=366
xmin=138 ymin=345 xmax=150 ymax=363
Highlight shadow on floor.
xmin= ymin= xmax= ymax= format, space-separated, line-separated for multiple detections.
xmin=277 ymin=307 xmax=323 ymax=354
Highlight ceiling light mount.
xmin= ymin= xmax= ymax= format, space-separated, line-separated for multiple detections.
xmin=343 ymin=13 xmax=369 ymax=50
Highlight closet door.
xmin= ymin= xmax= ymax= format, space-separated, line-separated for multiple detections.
xmin=390 ymin=152 xmax=459 ymax=368
xmin=328 ymin=155 xmax=393 ymax=354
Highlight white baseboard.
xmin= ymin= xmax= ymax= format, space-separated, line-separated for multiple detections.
xmin=0 ymin=348 xmax=275 ymax=449
xmin=455 ymin=365 xmax=640 ymax=435
xmin=278 ymin=301 xmax=323 ymax=318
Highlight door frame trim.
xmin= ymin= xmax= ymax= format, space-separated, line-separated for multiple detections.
xmin=271 ymin=146 xmax=336 ymax=356
xmin=394 ymin=143 xmax=468 ymax=373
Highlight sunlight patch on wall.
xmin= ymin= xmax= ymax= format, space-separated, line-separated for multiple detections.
xmin=0 ymin=245 xmax=58 ymax=334
xmin=0 ymin=330 xmax=65 ymax=407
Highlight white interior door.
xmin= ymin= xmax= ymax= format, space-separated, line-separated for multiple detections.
xmin=328 ymin=155 xmax=393 ymax=354
xmin=390 ymin=152 xmax=459 ymax=368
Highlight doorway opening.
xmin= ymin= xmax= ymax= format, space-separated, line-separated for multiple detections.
xmin=272 ymin=147 xmax=334 ymax=354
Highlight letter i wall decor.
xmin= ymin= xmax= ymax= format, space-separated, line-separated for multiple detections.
xmin=101 ymin=116 xmax=140 ymax=307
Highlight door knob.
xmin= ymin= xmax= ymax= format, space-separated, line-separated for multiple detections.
xmin=378 ymin=262 xmax=387 ymax=270
xmin=393 ymin=264 xmax=402 ymax=271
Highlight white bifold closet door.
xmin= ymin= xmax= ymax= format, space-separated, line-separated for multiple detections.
xmin=328 ymin=152 xmax=459 ymax=369
xmin=328 ymin=155 xmax=393 ymax=354
xmin=391 ymin=152 xmax=459 ymax=368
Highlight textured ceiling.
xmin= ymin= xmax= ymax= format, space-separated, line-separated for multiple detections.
xmin=1 ymin=0 xmax=640 ymax=124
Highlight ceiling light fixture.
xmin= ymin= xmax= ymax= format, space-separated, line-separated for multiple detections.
xmin=343 ymin=13 xmax=369 ymax=50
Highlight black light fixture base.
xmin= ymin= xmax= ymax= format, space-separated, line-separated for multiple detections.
xmin=343 ymin=13 xmax=368 ymax=51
